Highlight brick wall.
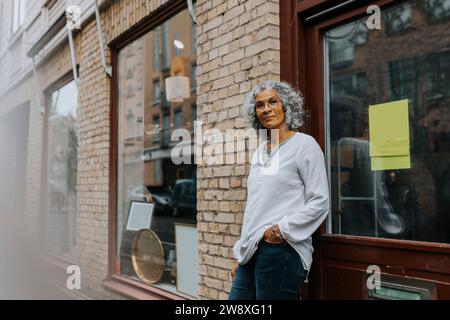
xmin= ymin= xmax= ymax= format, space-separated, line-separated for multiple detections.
xmin=195 ymin=0 xmax=280 ymax=300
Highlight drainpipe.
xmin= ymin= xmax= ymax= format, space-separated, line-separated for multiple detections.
xmin=187 ymin=0 xmax=197 ymax=25
xmin=67 ymin=28 xmax=79 ymax=88
xmin=65 ymin=3 xmax=80 ymax=88
xmin=93 ymin=0 xmax=112 ymax=77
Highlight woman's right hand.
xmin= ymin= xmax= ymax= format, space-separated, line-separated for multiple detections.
xmin=231 ymin=260 xmax=239 ymax=280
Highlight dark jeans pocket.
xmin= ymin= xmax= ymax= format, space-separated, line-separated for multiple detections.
xmin=280 ymin=246 xmax=307 ymax=297
xmin=256 ymin=241 xmax=305 ymax=300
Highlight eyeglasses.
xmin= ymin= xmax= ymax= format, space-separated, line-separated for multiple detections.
xmin=255 ymin=97 xmax=281 ymax=112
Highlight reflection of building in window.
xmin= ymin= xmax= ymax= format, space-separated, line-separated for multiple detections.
xmin=327 ymin=20 xmax=368 ymax=68
xmin=331 ymin=73 xmax=367 ymax=99
xmin=153 ymin=80 xmax=161 ymax=104
xmin=422 ymin=0 xmax=450 ymax=24
xmin=384 ymin=3 xmax=412 ymax=35
xmin=192 ymin=104 xmax=197 ymax=122
xmin=45 ymin=80 xmax=78 ymax=256
xmin=325 ymin=0 xmax=450 ymax=243
xmin=152 ymin=28 xmax=161 ymax=70
xmin=329 ymin=39 xmax=353 ymax=67
xmin=174 ymin=32 xmax=182 ymax=56
xmin=162 ymin=114 xmax=170 ymax=146
xmin=191 ymin=22 xmax=196 ymax=55
xmin=174 ymin=109 xmax=182 ymax=129
xmin=425 ymin=51 xmax=450 ymax=99
xmin=162 ymin=83 xmax=170 ymax=110
xmin=191 ymin=64 xmax=197 ymax=92
xmin=388 ymin=52 xmax=450 ymax=153
xmin=388 ymin=58 xmax=417 ymax=100
xmin=126 ymin=109 xmax=137 ymax=139
xmin=162 ymin=22 xmax=170 ymax=70
xmin=152 ymin=116 xmax=160 ymax=143
xmin=126 ymin=82 xmax=136 ymax=97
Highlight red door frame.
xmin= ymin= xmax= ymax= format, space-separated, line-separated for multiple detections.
xmin=281 ymin=0 xmax=450 ymax=299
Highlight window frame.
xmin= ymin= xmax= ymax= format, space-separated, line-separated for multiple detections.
xmin=40 ymin=71 xmax=79 ymax=261
xmin=106 ymin=0 xmax=194 ymax=300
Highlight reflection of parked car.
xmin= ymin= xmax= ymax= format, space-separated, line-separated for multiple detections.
xmin=128 ymin=186 xmax=171 ymax=216
xmin=171 ymin=179 xmax=196 ymax=218
xmin=151 ymin=193 xmax=172 ymax=216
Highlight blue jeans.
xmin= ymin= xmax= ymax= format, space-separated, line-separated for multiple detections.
xmin=228 ymin=240 xmax=308 ymax=300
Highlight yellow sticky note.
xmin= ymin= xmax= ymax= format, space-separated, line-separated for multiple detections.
xmin=371 ymin=156 xmax=410 ymax=171
xmin=369 ymin=99 xmax=411 ymax=171
xmin=369 ymin=99 xmax=410 ymax=157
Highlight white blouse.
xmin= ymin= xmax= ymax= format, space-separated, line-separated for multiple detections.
xmin=232 ymin=132 xmax=330 ymax=272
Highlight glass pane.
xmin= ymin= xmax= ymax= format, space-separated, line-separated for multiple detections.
xmin=117 ymin=8 xmax=197 ymax=297
xmin=325 ymin=0 xmax=450 ymax=243
xmin=46 ymin=80 xmax=78 ymax=255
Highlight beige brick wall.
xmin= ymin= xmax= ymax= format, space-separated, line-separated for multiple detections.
xmin=196 ymin=0 xmax=280 ymax=300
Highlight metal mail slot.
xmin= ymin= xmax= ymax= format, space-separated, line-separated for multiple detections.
xmin=365 ymin=273 xmax=436 ymax=300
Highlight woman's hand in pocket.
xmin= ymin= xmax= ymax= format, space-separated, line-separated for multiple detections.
xmin=263 ymin=225 xmax=285 ymax=244
xmin=231 ymin=259 xmax=239 ymax=280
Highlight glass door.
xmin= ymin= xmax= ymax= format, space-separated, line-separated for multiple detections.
xmin=286 ymin=0 xmax=450 ymax=299
xmin=324 ymin=0 xmax=450 ymax=243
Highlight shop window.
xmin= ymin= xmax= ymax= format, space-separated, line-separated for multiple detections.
xmin=44 ymin=79 xmax=78 ymax=256
xmin=325 ymin=0 xmax=450 ymax=243
xmin=116 ymin=8 xmax=197 ymax=298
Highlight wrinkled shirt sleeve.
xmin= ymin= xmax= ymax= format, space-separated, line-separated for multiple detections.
xmin=278 ymin=141 xmax=330 ymax=243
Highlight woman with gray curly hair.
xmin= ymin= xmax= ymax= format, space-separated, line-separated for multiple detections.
xmin=229 ymin=80 xmax=329 ymax=300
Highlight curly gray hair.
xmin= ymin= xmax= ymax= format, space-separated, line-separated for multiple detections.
xmin=243 ymin=80 xmax=304 ymax=131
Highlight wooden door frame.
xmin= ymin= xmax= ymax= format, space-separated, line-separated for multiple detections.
xmin=104 ymin=0 xmax=194 ymax=300
xmin=280 ymin=0 xmax=450 ymax=299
